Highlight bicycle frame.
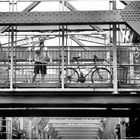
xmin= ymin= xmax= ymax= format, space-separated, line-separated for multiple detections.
xmin=74 ymin=58 xmax=97 ymax=78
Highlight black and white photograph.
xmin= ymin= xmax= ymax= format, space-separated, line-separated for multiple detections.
xmin=0 ymin=0 xmax=139 ymax=139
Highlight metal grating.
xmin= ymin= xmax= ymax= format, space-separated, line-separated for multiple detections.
xmin=121 ymin=1 xmax=140 ymax=35
xmin=121 ymin=1 xmax=140 ymax=22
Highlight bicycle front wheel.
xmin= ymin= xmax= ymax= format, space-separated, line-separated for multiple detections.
xmin=60 ymin=68 xmax=79 ymax=83
xmin=91 ymin=68 xmax=112 ymax=84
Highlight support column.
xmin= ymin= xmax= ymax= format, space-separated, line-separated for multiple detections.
xmin=19 ymin=118 xmax=23 ymax=130
xmin=10 ymin=0 xmax=15 ymax=90
xmin=112 ymin=0 xmax=118 ymax=94
xmin=67 ymin=36 xmax=70 ymax=65
xmin=61 ymin=25 xmax=65 ymax=89
xmin=10 ymin=26 xmax=14 ymax=90
xmin=7 ymin=118 xmax=13 ymax=139
xmin=28 ymin=119 xmax=32 ymax=139
xmin=61 ymin=0 xmax=65 ymax=89
xmin=1 ymin=117 xmax=6 ymax=139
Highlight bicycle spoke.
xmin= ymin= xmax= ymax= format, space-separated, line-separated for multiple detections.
xmin=60 ymin=68 xmax=79 ymax=83
xmin=91 ymin=68 xmax=111 ymax=84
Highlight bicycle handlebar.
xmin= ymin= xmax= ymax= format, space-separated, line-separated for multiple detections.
xmin=92 ymin=55 xmax=106 ymax=62
xmin=72 ymin=56 xmax=80 ymax=60
xmin=72 ymin=55 xmax=107 ymax=63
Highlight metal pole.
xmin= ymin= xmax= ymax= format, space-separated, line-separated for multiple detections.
xmin=61 ymin=28 xmax=65 ymax=89
xmin=61 ymin=0 xmax=65 ymax=89
xmin=10 ymin=0 xmax=15 ymax=90
xmin=10 ymin=26 xmax=14 ymax=90
xmin=112 ymin=0 xmax=118 ymax=94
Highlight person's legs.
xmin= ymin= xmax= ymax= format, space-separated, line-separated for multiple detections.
xmin=41 ymin=74 xmax=45 ymax=83
xmin=41 ymin=62 xmax=46 ymax=83
xmin=32 ymin=73 xmax=37 ymax=83
xmin=32 ymin=62 xmax=39 ymax=83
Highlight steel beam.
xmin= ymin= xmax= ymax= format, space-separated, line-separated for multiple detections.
xmin=75 ymin=35 xmax=105 ymax=45
xmin=48 ymin=118 xmax=100 ymax=124
xmin=0 ymin=93 xmax=139 ymax=108
xmin=120 ymin=1 xmax=131 ymax=6
xmin=59 ymin=135 xmax=98 ymax=139
xmin=70 ymin=35 xmax=90 ymax=50
xmin=64 ymin=2 xmax=105 ymax=46
xmin=1 ymin=1 xmax=41 ymax=33
xmin=51 ymin=125 xmax=102 ymax=129
xmin=22 ymin=1 xmax=41 ymax=12
xmin=0 ymin=108 xmax=140 ymax=117
xmin=57 ymin=132 xmax=98 ymax=135
xmin=64 ymin=1 xmax=104 ymax=32
xmin=2 ymin=35 xmax=55 ymax=47
xmin=0 ymin=10 xmax=123 ymax=25
xmin=54 ymin=128 xmax=100 ymax=132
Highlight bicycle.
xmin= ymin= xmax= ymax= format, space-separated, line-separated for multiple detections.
xmin=60 ymin=55 xmax=112 ymax=84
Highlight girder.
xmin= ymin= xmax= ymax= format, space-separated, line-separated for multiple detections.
xmin=0 ymin=10 xmax=123 ymax=25
xmin=51 ymin=125 xmax=101 ymax=128
xmin=58 ymin=135 xmax=98 ymax=139
xmin=75 ymin=34 xmax=105 ymax=45
xmin=0 ymin=1 xmax=41 ymax=33
xmin=0 ymin=91 xmax=140 ymax=106
xmin=121 ymin=1 xmax=130 ymax=6
xmin=64 ymin=1 xmax=104 ymax=32
xmin=54 ymin=127 xmax=100 ymax=131
xmin=48 ymin=118 xmax=100 ymax=124
xmin=70 ymin=35 xmax=90 ymax=50
xmin=0 ymin=92 xmax=139 ymax=117
xmin=57 ymin=132 xmax=98 ymax=135
xmin=1 ymin=108 xmax=140 ymax=117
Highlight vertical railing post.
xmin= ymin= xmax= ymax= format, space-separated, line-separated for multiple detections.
xmin=10 ymin=26 xmax=14 ymax=90
xmin=61 ymin=0 xmax=65 ymax=89
xmin=61 ymin=26 xmax=65 ymax=89
xmin=112 ymin=0 xmax=118 ymax=94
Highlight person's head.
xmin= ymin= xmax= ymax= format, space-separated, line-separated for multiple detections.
xmin=39 ymin=39 xmax=45 ymax=51
xmin=39 ymin=39 xmax=44 ymax=45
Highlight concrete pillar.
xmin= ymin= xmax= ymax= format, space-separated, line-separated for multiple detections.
xmin=28 ymin=119 xmax=32 ymax=139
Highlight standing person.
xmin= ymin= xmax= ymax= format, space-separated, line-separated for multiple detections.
xmin=32 ymin=39 xmax=51 ymax=83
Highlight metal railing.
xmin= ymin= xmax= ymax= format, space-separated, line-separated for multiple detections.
xmin=0 ymin=45 xmax=140 ymax=90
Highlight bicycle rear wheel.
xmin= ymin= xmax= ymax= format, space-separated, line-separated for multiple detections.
xmin=91 ymin=68 xmax=112 ymax=84
xmin=60 ymin=68 xmax=79 ymax=83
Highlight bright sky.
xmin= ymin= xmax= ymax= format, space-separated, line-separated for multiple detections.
xmin=0 ymin=0 xmax=125 ymax=12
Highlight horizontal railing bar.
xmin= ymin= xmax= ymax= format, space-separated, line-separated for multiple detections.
xmin=1 ymin=45 xmax=140 ymax=48
xmin=0 ymin=87 xmax=140 ymax=92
